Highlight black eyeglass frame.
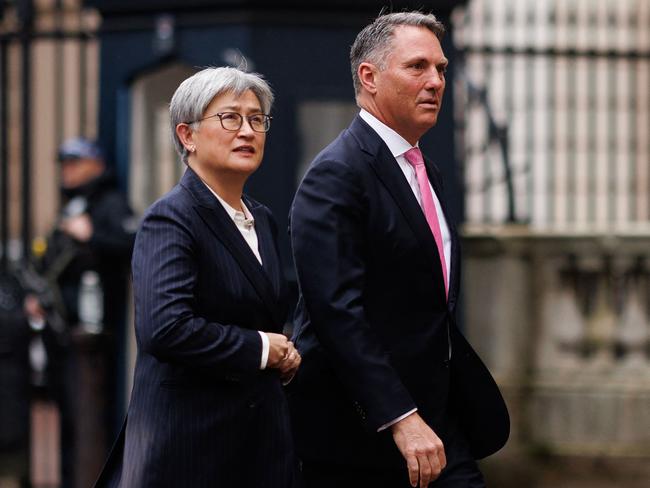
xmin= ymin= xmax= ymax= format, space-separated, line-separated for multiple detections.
xmin=187 ymin=112 xmax=273 ymax=133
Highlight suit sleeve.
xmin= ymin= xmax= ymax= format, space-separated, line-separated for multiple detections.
xmin=291 ymin=158 xmax=416 ymax=431
xmin=132 ymin=201 xmax=262 ymax=374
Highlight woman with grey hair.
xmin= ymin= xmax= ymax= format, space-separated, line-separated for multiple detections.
xmin=95 ymin=67 xmax=300 ymax=487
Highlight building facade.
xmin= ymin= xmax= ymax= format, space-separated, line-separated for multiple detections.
xmin=453 ymin=1 xmax=650 ymax=486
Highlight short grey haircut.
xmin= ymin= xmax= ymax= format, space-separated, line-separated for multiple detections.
xmin=350 ymin=11 xmax=446 ymax=96
xmin=170 ymin=66 xmax=274 ymax=163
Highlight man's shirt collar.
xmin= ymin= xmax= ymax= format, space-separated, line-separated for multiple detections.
xmin=359 ymin=109 xmax=418 ymax=158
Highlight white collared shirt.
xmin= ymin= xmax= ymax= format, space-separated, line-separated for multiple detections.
xmin=359 ymin=109 xmax=452 ymax=431
xmin=207 ymin=187 xmax=262 ymax=265
xmin=202 ymin=181 xmax=270 ymax=369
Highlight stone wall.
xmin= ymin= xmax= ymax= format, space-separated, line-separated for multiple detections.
xmin=462 ymin=225 xmax=650 ymax=487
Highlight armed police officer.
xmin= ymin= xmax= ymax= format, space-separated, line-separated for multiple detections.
xmin=23 ymin=137 xmax=136 ymax=488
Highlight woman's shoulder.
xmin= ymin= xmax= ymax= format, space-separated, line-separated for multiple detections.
xmin=143 ymin=183 xmax=193 ymax=220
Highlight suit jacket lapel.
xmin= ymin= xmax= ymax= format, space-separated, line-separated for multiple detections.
xmin=349 ymin=117 xmax=446 ymax=299
xmin=423 ymin=156 xmax=461 ymax=310
xmin=180 ymin=168 xmax=284 ymax=325
xmin=248 ymin=201 xmax=282 ymax=299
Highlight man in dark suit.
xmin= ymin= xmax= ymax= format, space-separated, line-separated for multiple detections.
xmin=289 ymin=12 xmax=509 ymax=488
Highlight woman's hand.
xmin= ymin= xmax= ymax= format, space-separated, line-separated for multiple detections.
xmin=266 ymin=333 xmax=301 ymax=382
xmin=266 ymin=332 xmax=292 ymax=368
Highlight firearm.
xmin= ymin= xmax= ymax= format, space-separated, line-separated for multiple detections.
xmin=17 ymin=197 xmax=91 ymax=346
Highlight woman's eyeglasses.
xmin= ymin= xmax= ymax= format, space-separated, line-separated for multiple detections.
xmin=188 ymin=112 xmax=272 ymax=133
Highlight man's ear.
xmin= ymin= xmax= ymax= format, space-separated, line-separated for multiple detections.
xmin=358 ymin=62 xmax=379 ymax=95
xmin=175 ymin=123 xmax=195 ymax=150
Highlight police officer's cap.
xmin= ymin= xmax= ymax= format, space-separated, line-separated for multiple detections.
xmin=57 ymin=137 xmax=104 ymax=162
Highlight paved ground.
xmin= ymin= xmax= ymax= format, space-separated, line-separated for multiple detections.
xmin=5 ymin=401 xmax=650 ymax=488
xmin=481 ymin=451 xmax=650 ymax=488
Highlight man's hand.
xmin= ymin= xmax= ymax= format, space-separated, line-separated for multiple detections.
xmin=278 ymin=345 xmax=301 ymax=383
xmin=24 ymin=294 xmax=46 ymax=321
xmin=391 ymin=412 xmax=446 ymax=488
xmin=59 ymin=214 xmax=93 ymax=242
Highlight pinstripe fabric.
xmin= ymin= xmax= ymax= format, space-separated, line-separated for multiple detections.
xmin=95 ymin=167 xmax=295 ymax=488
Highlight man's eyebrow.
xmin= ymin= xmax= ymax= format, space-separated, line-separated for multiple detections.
xmin=401 ymin=55 xmax=426 ymax=64
xmin=401 ymin=56 xmax=449 ymax=67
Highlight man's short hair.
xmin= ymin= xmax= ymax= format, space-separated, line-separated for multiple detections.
xmin=350 ymin=11 xmax=446 ymax=96
xmin=169 ymin=66 xmax=274 ymax=164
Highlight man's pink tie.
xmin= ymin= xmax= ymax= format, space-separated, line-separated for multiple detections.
xmin=404 ymin=147 xmax=448 ymax=298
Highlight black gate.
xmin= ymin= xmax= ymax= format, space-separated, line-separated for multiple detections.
xmin=1 ymin=1 xmax=99 ymax=486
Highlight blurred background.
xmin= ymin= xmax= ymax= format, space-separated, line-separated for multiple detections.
xmin=0 ymin=0 xmax=648 ymax=487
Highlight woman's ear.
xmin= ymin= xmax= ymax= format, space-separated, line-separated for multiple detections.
xmin=176 ymin=123 xmax=195 ymax=152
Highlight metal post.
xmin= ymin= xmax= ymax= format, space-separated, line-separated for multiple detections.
xmin=1 ymin=39 xmax=8 ymax=272
xmin=496 ymin=125 xmax=516 ymax=223
xmin=55 ymin=0 xmax=64 ymax=145
xmin=19 ymin=0 xmax=33 ymax=263
xmin=79 ymin=36 xmax=88 ymax=137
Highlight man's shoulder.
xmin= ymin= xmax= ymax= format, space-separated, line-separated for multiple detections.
xmin=88 ymin=187 xmax=134 ymax=224
xmin=317 ymin=126 xmax=356 ymax=156
xmin=93 ymin=186 xmax=130 ymax=208
xmin=305 ymin=141 xmax=360 ymax=184
xmin=309 ymin=119 xmax=377 ymax=172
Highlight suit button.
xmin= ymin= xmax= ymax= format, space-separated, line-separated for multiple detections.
xmin=443 ymin=359 xmax=450 ymax=368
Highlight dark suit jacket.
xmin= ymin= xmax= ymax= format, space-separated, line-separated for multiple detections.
xmin=289 ymin=115 xmax=509 ymax=470
xmin=95 ymin=167 xmax=295 ymax=487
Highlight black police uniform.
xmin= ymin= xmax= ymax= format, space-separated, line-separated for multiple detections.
xmin=35 ymin=169 xmax=135 ymax=488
